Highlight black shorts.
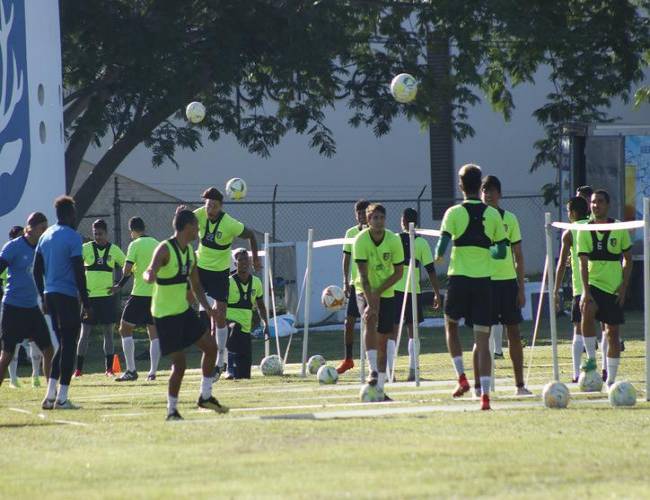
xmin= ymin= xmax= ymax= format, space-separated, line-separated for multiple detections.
xmin=198 ymin=267 xmax=229 ymax=303
xmin=1 ymin=303 xmax=52 ymax=353
xmin=571 ymin=295 xmax=582 ymax=324
xmin=490 ymin=279 xmax=523 ymax=326
xmin=46 ymin=292 xmax=81 ymax=334
xmin=154 ymin=308 xmax=207 ymax=356
xmin=393 ymin=291 xmax=423 ymax=325
xmin=346 ymin=285 xmax=360 ymax=319
xmin=444 ymin=276 xmax=492 ymax=327
xmin=590 ymin=286 xmax=624 ymax=326
xmin=356 ymin=294 xmax=395 ymax=335
xmin=121 ymin=295 xmax=154 ymax=326
xmin=83 ymin=295 xmax=116 ymax=325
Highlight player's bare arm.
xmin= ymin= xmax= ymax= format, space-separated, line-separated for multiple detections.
xmin=554 ymin=230 xmax=572 ymax=308
xmin=512 ymin=241 xmax=526 ymax=308
xmin=240 ymin=227 xmax=261 ymax=271
xmin=144 ymin=243 xmax=169 ymax=284
xmin=616 ymin=249 xmax=633 ymax=306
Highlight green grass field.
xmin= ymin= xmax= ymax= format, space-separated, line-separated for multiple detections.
xmin=2 ymin=312 xmax=650 ymax=499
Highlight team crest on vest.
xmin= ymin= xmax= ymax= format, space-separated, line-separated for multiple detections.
xmin=383 ymin=252 xmax=391 ymax=261
xmin=216 ymin=231 xmax=222 ymax=239
xmin=205 ymin=233 xmax=215 ymax=242
xmin=610 ymin=237 xmax=617 ymax=247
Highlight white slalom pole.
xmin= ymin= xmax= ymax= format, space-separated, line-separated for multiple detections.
xmin=525 ymin=259 xmax=548 ymax=387
xmin=544 ymin=212 xmax=560 ymax=381
xmin=268 ymin=266 xmax=282 ymax=359
xmin=643 ymin=198 xmax=650 ymax=401
xmin=408 ymin=223 xmax=421 ymax=387
xmin=391 ymin=258 xmax=412 ymax=384
xmin=263 ymin=233 xmax=270 ymax=358
xmin=360 ymin=310 xmax=366 ymax=384
xmin=301 ymin=229 xmax=314 ymax=378
xmin=489 ymin=329 xmax=496 ymax=392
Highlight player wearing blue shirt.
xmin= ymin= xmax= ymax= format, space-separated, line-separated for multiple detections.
xmin=33 ymin=196 xmax=90 ymax=410
xmin=0 ymin=213 xmax=54 ymax=400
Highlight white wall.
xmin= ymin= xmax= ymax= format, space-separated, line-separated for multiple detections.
xmin=0 ymin=0 xmax=65 ymax=240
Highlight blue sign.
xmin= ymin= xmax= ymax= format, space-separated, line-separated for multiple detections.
xmin=0 ymin=0 xmax=30 ymax=216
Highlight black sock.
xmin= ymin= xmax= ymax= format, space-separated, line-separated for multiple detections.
xmin=105 ymin=354 xmax=113 ymax=371
xmin=345 ymin=343 xmax=353 ymax=359
xmin=76 ymin=355 xmax=84 ymax=371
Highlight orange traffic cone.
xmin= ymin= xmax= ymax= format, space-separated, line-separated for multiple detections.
xmin=112 ymin=354 xmax=122 ymax=375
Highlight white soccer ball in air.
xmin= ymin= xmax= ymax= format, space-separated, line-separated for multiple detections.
xmin=390 ymin=73 xmax=418 ymax=103
xmin=321 ymin=285 xmax=345 ymax=311
xmin=359 ymin=383 xmax=383 ymax=402
xmin=578 ymin=369 xmax=603 ymax=393
xmin=542 ymin=381 xmax=570 ymax=409
xmin=308 ymin=354 xmax=326 ymax=375
xmin=608 ymin=381 xmax=637 ymax=407
xmin=317 ymin=365 xmax=338 ymax=385
xmin=225 ymin=177 xmax=248 ymax=201
xmin=185 ymin=101 xmax=206 ymax=124
xmin=260 ymin=354 xmax=283 ymax=376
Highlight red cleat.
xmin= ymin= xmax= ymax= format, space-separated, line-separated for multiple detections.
xmin=336 ymin=358 xmax=354 ymax=374
xmin=481 ymin=394 xmax=491 ymax=411
xmin=73 ymin=369 xmax=82 ymax=378
xmin=452 ymin=373 xmax=471 ymax=398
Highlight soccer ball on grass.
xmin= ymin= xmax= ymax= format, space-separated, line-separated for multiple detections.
xmin=542 ymin=381 xmax=570 ymax=409
xmin=608 ymin=381 xmax=637 ymax=407
xmin=260 ymin=355 xmax=283 ymax=376
xmin=307 ymin=354 xmax=326 ymax=375
xmin=317 ymin=365 xmax=339 ymax=385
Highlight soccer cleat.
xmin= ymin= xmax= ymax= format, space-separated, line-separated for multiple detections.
xmin=407 ymin=368 xmax=415 ymax=382
xmin=166 ymin=410 xmax=183 ymax=421
xmin=474 ymin=386 xmax=481 ymax=398
xmin=41 ymin=398 xmax=55 ymax=410
xmin=9 ymin=379 xmax=20 ymax=389
xmin=452 ymin=373 xmax=470 ymax=398
xmin=146 ymin=373 xmax=156 ymax=381
xmin=383 ymin=393 xmax=393 ymax=402
xmin=73 ymin=369 xmax=82 ymax=378
xmin=366 ymin=371 xmax=378 ymax=387
xmin=105 ymin=369 xmax=115 ymax=377
xmin=516 ymin=386 xmax=532 ymax=396
xmin=115 ymin=370 xmax=138 ymax=382
xmin=620 ymin=340 xmax=625 ymax=352
xmin=54 ymin=399 xmax=79 ymax=410
xmin=494 ymin=351 xmax=504 ymax=359
xmin=602 ymin=369 xmax=608 ymax=382
xmin=32 ymin=376 xmax=41 ymax=388
xmin=197 ymin=396 xmax=229 ymax=414
xmin=211 ymin=365 xmax=222 ymax=382
xmin=336 ymin=358 xmax=354 ymax=374
xmin=481 ymin=394 xmax=491 ymax=411
xmin=224 ymin=372 xmax=234 ymax=380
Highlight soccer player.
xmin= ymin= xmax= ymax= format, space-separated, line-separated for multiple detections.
xmin=578 ymin=189 xmax=632 ymax=388
xmin=194 ymin=187 xmax=260 ymax=379
xmin=353 ymin=203 xmax=404 ymax=400
xmin=336 ymin=199 xmax=370 ymax=374
xmin=391 ymin=208 xmax=440 ymax=382
xmin=480 ymin=176 xmax=530 ymax=396
xmin=553 ymin=196 xmax=590 ymax=382
xmin=113 ymin=217 xmax=160 ymax=381
xmin=0 ymin=213 xmax=54 ymax=400
xmin=434 ymin=164 xmax=507 ymax=410
xmin=75 ymin=219 xmax=125 ymax=377
xmin=34 ymin=196 xmax=90 ymax=410
xmin=224 ymin=248 xmax=268 ymax=379
xmin=144 ymin=208 xmax=228 ymax=420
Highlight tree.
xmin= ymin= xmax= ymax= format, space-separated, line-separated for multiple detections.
xmin=61 ymin=0 xmax=650 ymax=220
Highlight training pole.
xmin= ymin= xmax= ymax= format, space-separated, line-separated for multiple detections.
xmin=408 ymin=223 xmax=421 ymax=387
xmin=525 ymin=259 xmax=548 ymax=387
xmin=301 ymin=228 xmax=314 ymax=378
xmin=544 ymin=212 xmax=560 ymax=381
xmin=263 ymin=233 xmax=270 ymax=358
xmin=391 ymin=257 xmax=412 ymax=384
xmin=643 ymin=198 xmax=650 ymax=401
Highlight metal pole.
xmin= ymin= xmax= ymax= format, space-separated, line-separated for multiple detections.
xmin=643 ymin=198 xmax=650 ymax=401
xmin=416 ymin=185 xmax=427 ymax=220
xmin=408 ymin=223 xmax=421 ymax=387
xmin=263 ymin=233 xmax=270 ymax=358
xmin=272 ymin=184 xmax=278 ymax=278
xmin=113 ymin=176 xmax=122 ymax=248
xmin=544 ymin=212 xmax=560 ymax=381
xmin=301 ymin=228 xmax=314 ymax=378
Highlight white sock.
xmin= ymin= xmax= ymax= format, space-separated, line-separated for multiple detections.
xmin=149 ymin=338 xmax=161 ymax=375
xmin=480 ymin=376 xmax=491 ymax=396
xmin=572 ymin=334 xmax=584 ymax=379
xmin=584 ymin=336 xmax=597 ymax=360
xmin=216 ymin=327 xmax=228 ymax=368
xmin=452 ymin=356 xmax=464 ymax=377
xmin=122 ymin=337 xmax=136 ymax=372
xmin=46 ymin=378 xmax=58 ymax=400
xmin=167 ymin=395 xmax=178 ymax=413
xmin=366 ymin=349 xmax=378 ymax=373
xmin=408 ymin=339 xmax=416 ymax=369
xmin=57 ymin=384 xmax=69 ymax=402
xmin=200 ymin=376 xmax=213 ymax=399
xmin=601 ymin=332 xmax=609 ymax=372
xmin=378 ymin=372 xmax=386 ymax=391
xmin=606 ymin=357 xmax=620 ymax=386
xmin=492 ymin=325 xmax=503 ymax=355
xmin=386 ymin=340 xmax=396 ymax=376
xmin=30 ymin=342 xmax=43 ymax=376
